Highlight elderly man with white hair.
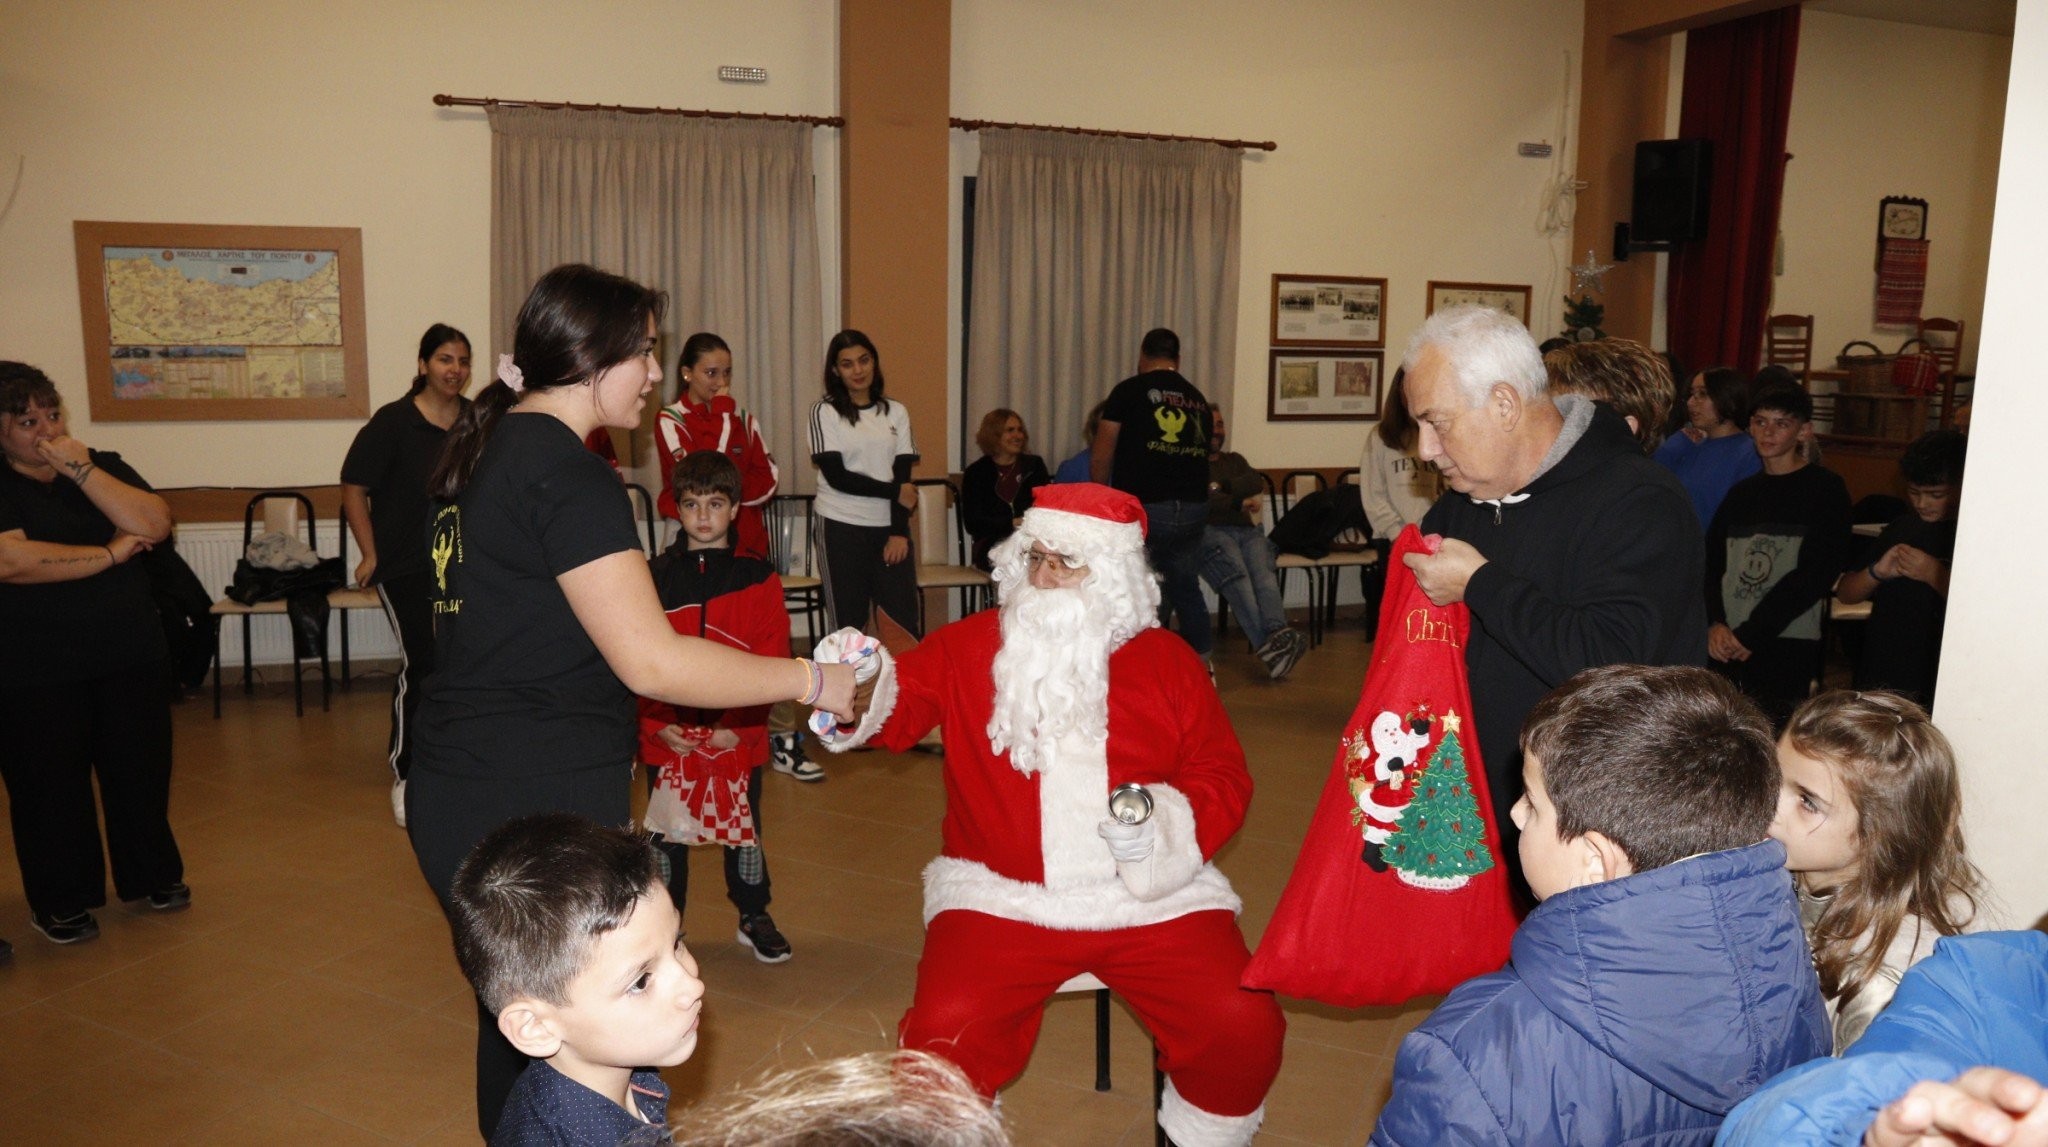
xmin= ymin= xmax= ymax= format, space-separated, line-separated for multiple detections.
xmin=1401 ymin=306 xmax=1706 ymax=891
xmin=815 ymin=481 xmax=1284 ymax=1147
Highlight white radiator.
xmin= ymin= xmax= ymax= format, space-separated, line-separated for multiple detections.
xmin=176 ymin=521 xmax=401 ymax=671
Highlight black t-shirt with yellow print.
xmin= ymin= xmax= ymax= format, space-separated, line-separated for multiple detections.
xmin=1102 ymin=368 xmax=1212 ymax=504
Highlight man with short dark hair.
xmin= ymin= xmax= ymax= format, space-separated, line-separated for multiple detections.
xmin=1092 ymin=328 xmax=1216 ymax=660
xmin=1400 ymin=307 xmax=1706 ymax=885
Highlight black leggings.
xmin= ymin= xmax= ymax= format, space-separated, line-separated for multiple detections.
xmin=0 ymin=661 xmax=181 ymax=917
xmin=815 ymin=515 xmax=922 ymax=639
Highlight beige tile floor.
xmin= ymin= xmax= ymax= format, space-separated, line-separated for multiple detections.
xmin=0 ymin=622 xmax=1431 ymax=1144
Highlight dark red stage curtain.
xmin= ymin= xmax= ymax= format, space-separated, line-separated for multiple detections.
xmin=1667 ymin=7 xmax=1801 ymax=377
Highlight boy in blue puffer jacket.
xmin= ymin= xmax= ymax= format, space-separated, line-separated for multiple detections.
xmin=1371 ymin=665 xmax=1830 ymax=1147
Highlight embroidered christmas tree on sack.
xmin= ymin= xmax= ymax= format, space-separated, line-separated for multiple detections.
xmin=1385 ymin=712 xmax=1493 ymax=891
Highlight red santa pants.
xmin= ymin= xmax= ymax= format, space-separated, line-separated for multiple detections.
xmin=900 ymin=909 xmax=1285 ymax=1117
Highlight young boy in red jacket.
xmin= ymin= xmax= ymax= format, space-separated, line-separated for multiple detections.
xmin=637 ymin=450 xmax=794 ymax=962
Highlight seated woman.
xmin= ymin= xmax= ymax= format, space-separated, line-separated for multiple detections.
xmin=960 ymin=408 xmax=1049 ymax=571
xmin=1654 ymin=365 xmax=1761 ymax=531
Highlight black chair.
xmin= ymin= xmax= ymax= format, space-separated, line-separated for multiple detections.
xmin=1264 ymin=471 xmax=1326 ymax=646
xmin=624 ymin=482 xmax=662 ymax=556
xmin=764 ymin=494 xmax=826 ymax=646
xmin=209 ymin=490 xmax=331 ymax=717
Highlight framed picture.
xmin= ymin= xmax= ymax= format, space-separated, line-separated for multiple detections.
xmin=1267 ymin=349 xmax=1383 ymax=422
xmin=1270 ymin=273 xmax=1386 ymax=348
xmin=1426 ymin=280 xmax=1532 ymax=328
xmin=73 ymin=220 xmax=370 ymax=422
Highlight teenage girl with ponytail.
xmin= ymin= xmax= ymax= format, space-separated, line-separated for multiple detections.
xmin=405 ymin=264 xmax=855 ymax=1138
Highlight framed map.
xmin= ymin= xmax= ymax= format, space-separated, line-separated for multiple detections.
xmin=74 ymin=221 xmax=369 ymax=421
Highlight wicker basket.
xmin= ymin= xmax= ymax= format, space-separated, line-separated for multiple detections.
xmin=1837 ymin=341 xmax=1898 ymax=394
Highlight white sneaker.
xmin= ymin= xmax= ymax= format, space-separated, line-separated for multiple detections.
xmin=391 ymin=778 xmax=407 ymax=828
xmin=770 ymin=733 xmax=825 ymax=782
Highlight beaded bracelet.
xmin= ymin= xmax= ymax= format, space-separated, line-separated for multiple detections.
xmin=795 ymin=657 xmax=824 ymax=707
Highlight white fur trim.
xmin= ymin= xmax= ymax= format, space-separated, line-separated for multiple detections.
xmin=1114 ymin=784 xmax=1206 ymax=902
xmin=813 ymin=638 xmax=899 ymax=751
xmin=1159 ymin=1078 xmax=1264 ymax=1147
xmin=1020 ymin=507 xmax=1144 ymax=559
xmin=922 ymin=856 xmax=1239 ymax=931
xmin=1039 ymin=731 xmax=1116 ymax=888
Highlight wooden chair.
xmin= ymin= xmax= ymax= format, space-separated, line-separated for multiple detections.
xmin=210 ymin=490 xmax=332 ymax=717
xmin=912 ymin=478 xmax=993 ymax=627
xmin=1263 ymin=471 xmax=1327 ymax=647
xmin=329 ymin=524 xmax=384 ymax=688
xmin=1764 ymin=313 xmax=1821 ymax=424
xmin=1915 ymin=317 xmax=1967 ymax=427
xmin=764 ymin=494 xmax=825 ymax=646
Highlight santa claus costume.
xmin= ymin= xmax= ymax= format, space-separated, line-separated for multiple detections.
xmin=816 ymin=483 xmax=1283 ymax=1147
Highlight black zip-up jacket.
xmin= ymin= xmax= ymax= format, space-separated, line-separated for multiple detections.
xmin=1421 ymin=400 xmax=1707 ymax=829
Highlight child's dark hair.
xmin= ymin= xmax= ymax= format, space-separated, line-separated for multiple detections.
xmin=1900 ymin=428 xmax=1966 ymax=487
xmin=673 ymin=449 xmax=743 ymax=505
xmin=449 ymin=812 xmax=664 ymax=1015
xmin=0 ymin=361 xmax=61 ymax=417
xmin=822 ymin=329 xmax=888 ymax=424
xmin=1784 ymin=690 xmax=1982 ymax=1008
xmin=429 ymin=264 xmax=667 ymax=500
xmin=1750 ymin=378 xmax=1813 ymax=423
xmin=1522 ymin=665 xmax=1778 ymax=871
xmin=408 ymin=323 xmax=472 ymax=396
xmin=1693 ymin=366 xmax=1751 ymax=428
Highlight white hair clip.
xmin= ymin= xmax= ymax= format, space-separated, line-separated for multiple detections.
xmin=497 ymin=353 xmax=525 ymax=393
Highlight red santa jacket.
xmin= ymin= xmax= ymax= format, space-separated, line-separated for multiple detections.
xmin=655 ymin=396 xmax=778 ymax=560
xmin=635 ymin=546 xmax=789 ymax=772
xmin=865 ymin=611 xmax=1250 ymax=932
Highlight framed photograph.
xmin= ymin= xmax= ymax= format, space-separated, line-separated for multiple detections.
xmin=1271 ymin=273 xmax=1386 ymax=348
xmin=1267 ymin=349 xmax=1383 ymax=422
xmin=74 ymin=220 xmax=370 ymax=422
xmin=1426 ymin=280 xmax=1533 ymax=328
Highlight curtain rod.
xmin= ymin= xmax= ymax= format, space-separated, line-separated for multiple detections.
xmin=950 ymin=118 xmax=1276 ymax=152
xmin=432 ymin=94 xmax=844 ymax=127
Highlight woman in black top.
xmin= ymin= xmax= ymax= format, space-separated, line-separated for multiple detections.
xmin=407 ymin=265 xmax=856 ymax=1139
xmin=0 ymin=362 xmax=184 ymax=946
xmin=960 ymin=408 xmax=1048 ymax=570
xmin=340 ymin=323 xmax=471 ymax=824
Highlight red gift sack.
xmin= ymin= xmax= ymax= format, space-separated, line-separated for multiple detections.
xmin=1242 ymin=525 xmax=1519 ymax=1006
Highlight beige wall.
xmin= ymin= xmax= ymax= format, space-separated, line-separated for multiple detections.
xmin=1939 ymin=1 xmax=2048 ymax=928
xmin=949 ymin=0 xmax=1587 ymax=470
xmin=1777 ymin=9 xmax=2009 ymax=371
xmin=0 ymin=0 xmax=837 ymax=490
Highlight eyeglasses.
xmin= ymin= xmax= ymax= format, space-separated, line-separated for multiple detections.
xmin=1025 ymin=547 xmax=1089 ymax=578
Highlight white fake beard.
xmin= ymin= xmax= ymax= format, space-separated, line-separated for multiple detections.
xmin=987 ymin=578 xmax=1115 ymax=776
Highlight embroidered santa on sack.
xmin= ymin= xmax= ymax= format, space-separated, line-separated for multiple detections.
xmin=1243 ymin=525 xmax=1518 ymax=1006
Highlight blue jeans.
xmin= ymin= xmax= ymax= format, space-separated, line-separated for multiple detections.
xmin=1199 ymin=524 xmax=1287 ymax=649
xmin=1142 ymin=500 xmax=1213 ymax=657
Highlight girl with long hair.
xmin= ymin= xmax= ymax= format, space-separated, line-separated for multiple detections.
xmin=806 ymin=329 xmax=921 ymax=648
xmin=1770 ymin=688 xmax=1983 ymax=1051
xmin=1357 ymin=369 xmax=1441 ymax=628
xmin=341 ymin=322 xmax=471 ymax=824
xmin=1653 ymin=366 xmax=1762 ymax=531
xmin=409 ymin=264 xmax=854 ymax=1138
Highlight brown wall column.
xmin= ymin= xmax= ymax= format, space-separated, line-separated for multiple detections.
xmin=1573 ymin=0 xmax=1798 ymax=342
xmin=840 ymin=0 xmax=952 ymax=475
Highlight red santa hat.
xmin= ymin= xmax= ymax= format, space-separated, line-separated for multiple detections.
xmin=1019 ymin=482 xmax=1149 ymax=556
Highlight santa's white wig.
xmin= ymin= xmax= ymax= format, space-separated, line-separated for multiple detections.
xmin=984 ymin=486 xmax=1161 ymax=774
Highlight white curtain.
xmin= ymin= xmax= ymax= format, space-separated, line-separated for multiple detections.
xmin=488 ymin=107 xmax=822 ymax=486
xmin=966 ymin=129 xmax=1243 ymax=467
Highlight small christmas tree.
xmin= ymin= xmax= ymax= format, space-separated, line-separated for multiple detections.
xmin=1387 ymin=719 xmax=1494 ymax=891
xmin=1561 ymin=294 xmax=1606 ymax=342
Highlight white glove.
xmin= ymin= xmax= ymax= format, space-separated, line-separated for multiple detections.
xmin=1097 ymin=816 xmax=1156 ymax=863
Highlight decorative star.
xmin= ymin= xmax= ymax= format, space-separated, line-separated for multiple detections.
xmin=1569 ymin=249 xmax=1616 ymax=296
xmin=1441 ymin=710 xmax=1463 ymax=736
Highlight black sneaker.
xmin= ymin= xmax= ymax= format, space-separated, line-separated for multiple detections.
xmin=147 ymin=883 xmax=192 ymax=912
xmin=737 ymin=913 xmax=793 ymax=963
xmin=1265 ymin=628 xmax=1308 ymax=681
xmin=769 ymin=732 xmax=825 ymax=782
xmin=31 ymin=910 xmax=99 ymax=945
